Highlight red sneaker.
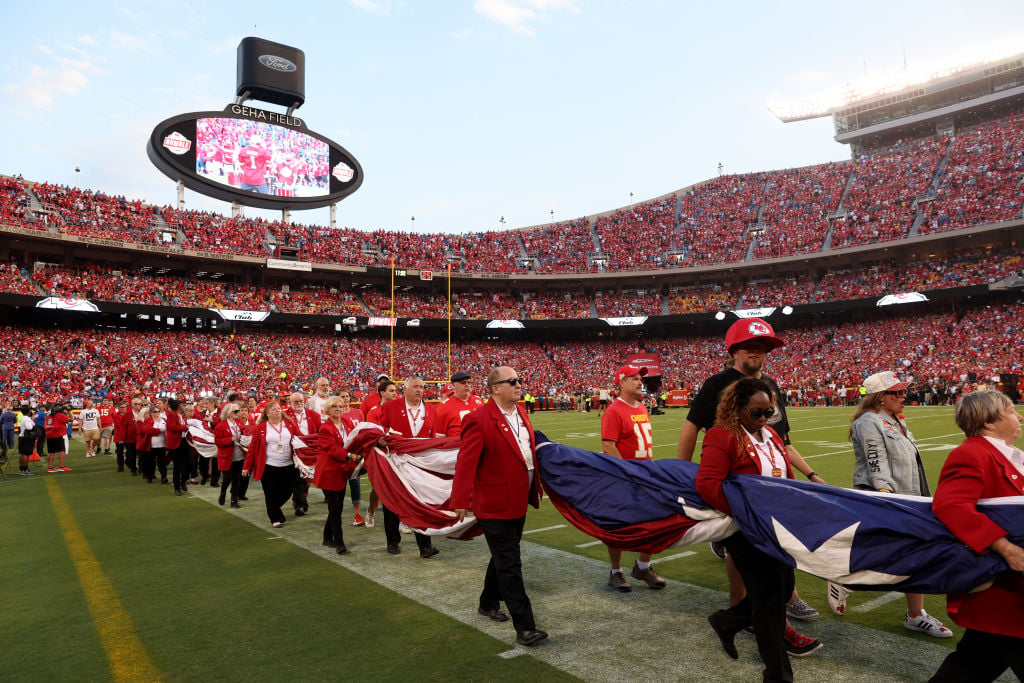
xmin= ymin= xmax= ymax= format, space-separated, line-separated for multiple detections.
xmin=784 ymin=625 xmax=822 ymax=657
xmin=352 ymin=513 xmax=365 ymax=527
xmin=60 ymin=467 xmax=73 ymax=472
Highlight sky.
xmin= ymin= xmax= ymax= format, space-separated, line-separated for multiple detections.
xmin=3 ymin=1 xmax=1024 ymax=234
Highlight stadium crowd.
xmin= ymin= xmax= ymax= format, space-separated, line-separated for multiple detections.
xmin=4 ymin=107 xmax=1022 ymax=275
xmin=2 ymin=297 xmax=1021 ymax=408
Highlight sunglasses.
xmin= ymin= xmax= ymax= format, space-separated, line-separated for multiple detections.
xmin=493 ymin=377 xmax=522 ymax=387
xmin=746 ymin=407 xmax=776 ymax=420
xmin=885 ymin=390 xmax=907 ymax=396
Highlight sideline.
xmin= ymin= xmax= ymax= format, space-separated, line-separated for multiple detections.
xmin=45 ymin=478 xmax=161 ymax=682
xmin=188 ymin=480 xmax=981 ymax=682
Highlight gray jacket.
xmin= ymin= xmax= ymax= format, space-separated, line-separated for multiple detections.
xmin=851 ymin=410 xmax=929 ymax=495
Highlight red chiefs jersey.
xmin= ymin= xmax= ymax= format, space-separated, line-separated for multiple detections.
xmin=98 ymin=405 xmax=116 ymax=428
xmin=237 ymin=147 xmax=271 ymax=185
xmin=601 ymin=398 xmax=653 ymax=460
xmin=434 ymin=395 xmax=485 ymax=437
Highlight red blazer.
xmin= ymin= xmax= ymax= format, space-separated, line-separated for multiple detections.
xmin=380 ymin=399 xmax=435 ymax=437
xmin=135 ymin=416 xmax=162 ymax=451
xmin=164 ymin=409 xmax=188 ymax=449
xmin=284 ymin=407 xmax=322 ymax=437
xmin=451 ymin=399 xmax=541 ymax=520
xmin=314 ymin=418 xmax=357 ymax=491
xmin=113 ymin=409 xmax=128 ymax=442
xmin=932 ymin=436 xmax=1024 ymax=637
xmin=695 ymin=425 xmax=792 ymax=517
xmin=213 ymin=419 xmax=242 ymax=472
xmin=243 ymin=418 xmax=298 ymax=481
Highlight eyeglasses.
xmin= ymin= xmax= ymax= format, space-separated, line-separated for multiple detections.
xmin=746 ymin=406 xmax=776 ymax=419
xmin=884 ymin=390 xmax=907 ymax=397
xmin=230 ymin=409 xmax=241 ymax=414
xmin=493 ymin=377 xmax=521 ymax=387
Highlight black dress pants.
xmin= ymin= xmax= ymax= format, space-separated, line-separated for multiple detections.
xmin=170 ymin=445 xmax=192 ymax=491
xmin=477 ymin=516 xmax=536 ymax=634
xmin=712 ymin=532 xmax=794 ymax=682
xmin=322 ymin=487 xmax=347 ymax=546
xmin=382 ymin=505 xmax=431 ymax=550
xmin=261 ymin=464 xmax=296 ymax=524
xmin=139 ymin=447 xmax=156 ymax=481
xmin=115 ymin=441 xmax=125 ymax=469
xmin=929 ymin=629 xmax=1024 ymax=682
xmin=220 ymin=460 xmax=243 ymax=501
xmin=124 ymin=443 xmax=137 ymax=474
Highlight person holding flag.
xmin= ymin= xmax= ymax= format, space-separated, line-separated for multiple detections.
xmin=696 ymin=377 xmax=820 ymax=680
xmin=836 ymin=370 xmax=952 ymax=638
xmin=601 ymin=364 xmax=666 ymax=592
xmin=453 ymin=366 xmax=547 ymax=647
xmin=930 ymin=389 xmax=1024 ymax=681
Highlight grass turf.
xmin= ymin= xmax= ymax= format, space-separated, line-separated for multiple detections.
xmin=3 ymin=404 xmax=1020 ymax=681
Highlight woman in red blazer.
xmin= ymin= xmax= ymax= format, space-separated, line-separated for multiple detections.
xmin=930 ymin=389 xmax=1024 ymax=682
xmin=135 ymin=404 xmax=162 ymax=483
xmin=695 ymin=377 xmax=804 ymax=682
xmin=213 ymin=403 xmax=245 ymax=508
xmin=165 ymin=398 xmax=190 ymax=495
xmin=243 ymin=401 xmax=299 ymax=528
xmin=315 ymin=396 xmax=359 ymax=554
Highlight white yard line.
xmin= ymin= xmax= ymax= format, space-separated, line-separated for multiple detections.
xmin=522 ymin=524 xmax=567 ymax=535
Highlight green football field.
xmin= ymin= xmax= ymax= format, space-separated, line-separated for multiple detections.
xmin=3 ymin=405 xmax=1020 ymax=682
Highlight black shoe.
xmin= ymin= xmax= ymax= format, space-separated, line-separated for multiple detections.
xmin=200 ymin=478 xmax=208 ymax=486
xmin=210 ymin=480 xmax=219 ymax=488
xmin=419 ymin=546 xmax=440 ymax=559
xmin=478 ymin=607 xmax=510 ymax=623
xmin=174 ymin=489 xmax=182 ymax=496
xmin=181 ymin=485 xmax=188 ymax=492
xmin=294 ymin=508 xmax=305 ymax=517
xmin=516 ymin=630 xmax=548 ymax=647
xmin=708 ymin=612 xmax=739 ymax=659
xmin=104 ymin=450 xmax=111 ymax=455
xmin=117 ymin=467 xmax=124 ymax=472
xmin=239 ymin=496 xmax=248 ymax=501
xmin=386 ymin=544 xmax=400 ymax=555
xmin=160 ymin=478 xmax=169 ymax=484
xmin=230 ymin=500 xmax=240 ymax=508
xmin=218 ymin=493 xmax=226 ymax=506
xmin=131 ymin=471 xmax=138 ymax=476
xmin=147 ymin=478 xmax=154 ymax=483
xmin=322 ymin=539 xmax=339 ymax=548
xmin=336 ymin=545 xmax=348 ymax=555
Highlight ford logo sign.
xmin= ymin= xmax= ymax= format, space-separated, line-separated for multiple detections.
xmin=258 ymin=55 xmax=297 ymax=72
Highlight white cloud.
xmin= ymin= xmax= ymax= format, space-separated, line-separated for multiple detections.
xmin=3 ymin=63 xmax=89 ymax=110
xmin=451 ymin=28 xmax=473 ymax=39
xmin=474 ymin=0 xmax=581 ymax=36
xmin=350 ymin=0 xmax=392 ymax=14
xmin=108 ymin=29 xmax=151 ymax=53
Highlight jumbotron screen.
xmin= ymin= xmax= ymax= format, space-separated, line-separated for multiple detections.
xmin=196 ymin=117 xmax=329 ymax=198
xmin=147 ymin=104 xmax=362 ymax=210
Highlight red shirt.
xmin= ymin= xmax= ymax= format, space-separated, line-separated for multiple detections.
xmin=98 ymin=405 xmax=116 ymax=428
xmin=434 ymin=395 xmax=484 ymax=437
xmin=601 ymin=398 xmax=653 ymax=460
xmin=237 ymin=147 xmax=272 ymax=185
xmin=45 ymin=412 xmax=70 ymax=439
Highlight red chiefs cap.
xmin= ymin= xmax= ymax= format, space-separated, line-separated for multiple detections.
xmin=614 ymin=365 xmax=648 ymax=385
xmin=725 ymin=318 xmax=785 ymax=354
xmin=442 ymin=383 xmax=455 ymax=396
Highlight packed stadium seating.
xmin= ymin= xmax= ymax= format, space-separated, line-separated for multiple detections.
xmin=3 ymin=297 xmax=1021 ymax=406
xmin=6 ymin=105 xmax=1023 ymax=277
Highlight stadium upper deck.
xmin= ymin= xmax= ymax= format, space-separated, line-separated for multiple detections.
xmin=3 ymin=108 xmax=1022 ymax=284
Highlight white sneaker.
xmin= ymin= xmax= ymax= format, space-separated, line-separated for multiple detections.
xmin=399 ymin=522 xmax=412 ymax=534
xmin=904 ymin=609 xmax=953 ymax=638
xmin=827 ymin=581 xmax=851 ymax=615
xmin=365 ymin=513 xmax=375 ymax=528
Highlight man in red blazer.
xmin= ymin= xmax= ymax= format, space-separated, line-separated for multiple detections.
xmin=378 ymin=376 xmax=438 ymax=557
xmin=285 ymin=392 xmax=322 ymax=517
xmin=453 ymin=366 xmax=547 ymax=648
xmin=930 ymin=389 xmax=1024 ymax=681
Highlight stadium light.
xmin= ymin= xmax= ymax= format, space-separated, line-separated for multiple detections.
xmin=768 ymin=46 xmax=1024 ymax=122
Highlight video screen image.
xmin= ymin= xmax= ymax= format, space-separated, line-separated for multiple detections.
xmin=195 ymin=117 xmax=330 ymax=197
